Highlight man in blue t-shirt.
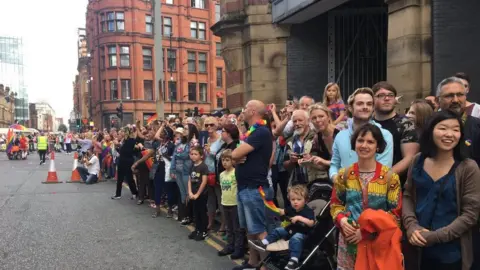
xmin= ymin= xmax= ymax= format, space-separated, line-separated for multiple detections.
xmin=232 ymin=100 xmax=272 ymax=270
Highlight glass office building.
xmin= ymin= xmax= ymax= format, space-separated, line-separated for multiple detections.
xmin=0 ymin=36 xmax=29 ymax=124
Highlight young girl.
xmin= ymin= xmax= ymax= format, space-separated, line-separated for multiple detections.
xmin=187 ymin=145 xmax=209 ymax=241
xmin=323 ymin=82 xmax=347 ymax=125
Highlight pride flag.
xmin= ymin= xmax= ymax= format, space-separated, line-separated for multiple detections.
xmin=6 ymin=128 xmax=14 ymax=153
xmin=146 ymin=114 xmax=158 ymax=125
xmin=258 ymin=186 xmax=281 ymax=216
xmin=101 ymin=142 xmax=112 ymax=159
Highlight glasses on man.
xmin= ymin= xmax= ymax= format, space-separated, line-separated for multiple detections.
xmin=441 ymin=92 xmax=466 ymax=101
xmin=375 ymin=93 xmax=396 ymax=99
xmin=205 ymin=123 xmax=215 ymax=127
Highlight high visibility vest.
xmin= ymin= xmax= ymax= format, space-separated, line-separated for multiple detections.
xmin=37 ymin=136 xmax=48 ymax=150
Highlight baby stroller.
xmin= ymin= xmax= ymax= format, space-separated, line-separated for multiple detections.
xmin=257 ymin=182 xmax=337 ymax=270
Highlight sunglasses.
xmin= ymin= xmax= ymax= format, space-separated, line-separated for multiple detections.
xmin=205 ymin=123 xmax=215 ymax=127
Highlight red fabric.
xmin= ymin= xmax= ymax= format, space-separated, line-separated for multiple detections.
xmin=355 ymin=209 xmax=403 ymax=270
xmin=141 ymin=150 xmax=153 ymax=171
xmin=19 ymin=138 xmax=27 ymax=149
xmin=207 ymin=173 xmax=216 ymax=186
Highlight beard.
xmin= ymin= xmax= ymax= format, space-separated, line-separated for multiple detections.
xmin=293 ymin=128 xmax=305 ymax=137
xmin=448 ymin=103 xmax=463 ymax=115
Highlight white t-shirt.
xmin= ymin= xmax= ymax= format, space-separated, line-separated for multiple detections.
xmin=87 ymin=155 xmax=100 ymax=176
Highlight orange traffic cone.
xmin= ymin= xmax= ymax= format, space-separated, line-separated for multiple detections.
xmin=42 ymin=151 xmax=62 ymax=184
xmin=67 ymin=152 xmax=82 ymax=183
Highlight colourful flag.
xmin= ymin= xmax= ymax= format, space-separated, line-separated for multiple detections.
xmin=258 ymin=186 xmax=281 ymax=216
xmin=146 ymin=114 xmax=158 ymax=125
xmin=6 ymin=128 xmax=14 ymax=153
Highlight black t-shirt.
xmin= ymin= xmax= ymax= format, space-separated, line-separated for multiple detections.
xmin=235 ymin=126 xmax=272 ymax=189
xmin=190 ymin=162 xmax=209 ymax=195
xmin=284 ymin=205 xmax=315 ymax=234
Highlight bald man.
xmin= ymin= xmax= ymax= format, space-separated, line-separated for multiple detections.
xmin=232 ymin=100 xmax=272 ymax=269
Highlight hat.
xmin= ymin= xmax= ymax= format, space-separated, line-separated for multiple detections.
xmin=174 ymin=127 xmax=185 ymax=134
xmin=211 ymin=110 xmax=223 ymax=118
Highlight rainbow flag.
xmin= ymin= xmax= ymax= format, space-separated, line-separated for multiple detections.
xmin=6 ymin=128 xmax=14 ymax=153
xmin=258 ymin=186 xmax=281 ymax=216
xmin=146 ymin=114 xmax=158 ymax=125
xmin=101 ymin=142 xmax=112 ymax=158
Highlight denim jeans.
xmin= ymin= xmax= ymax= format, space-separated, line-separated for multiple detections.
xmin=264 ymin=186 xmax=280 ymax=234
xmin=76 ymin=166 xmax=98 ymax=185
xmin=265 ymin=227 xmax=305 ymax=259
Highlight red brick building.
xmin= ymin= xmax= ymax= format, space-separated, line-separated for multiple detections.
xmin=85 ymin=0 xmax=225 ymax=128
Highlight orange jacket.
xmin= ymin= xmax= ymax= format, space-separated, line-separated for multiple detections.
xmin=355 ymin=209 xmax=403 ymax=270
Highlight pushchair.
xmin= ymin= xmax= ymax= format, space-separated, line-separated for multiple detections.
xmin=256 ymin=182 xmax=337 ymax=270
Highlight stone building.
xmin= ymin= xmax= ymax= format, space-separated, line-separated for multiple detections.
xmin=0 ymin=84 xmax=16 ymax=128
xmin=212 ymin=0 xmax=480 ymax=111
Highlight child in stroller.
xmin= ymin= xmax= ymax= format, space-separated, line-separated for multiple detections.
xmin=250 ymin=185 xmax=314 ymax=270
xmin=251 ymin=182 xmax=337 ymax=270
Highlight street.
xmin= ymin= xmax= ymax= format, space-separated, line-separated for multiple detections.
xmin=0 ymin=152 xmax=236 ymax=270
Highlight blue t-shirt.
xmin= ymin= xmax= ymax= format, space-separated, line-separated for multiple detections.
xmin=236 ymin=126 xmax=272 ymax=189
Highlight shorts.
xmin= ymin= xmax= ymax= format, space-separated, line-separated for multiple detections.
xmin=237 ymin=186 xmax=266 ymax=235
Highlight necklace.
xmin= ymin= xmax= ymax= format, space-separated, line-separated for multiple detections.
xmin=240 ymin=120 xmax=267 ymax=141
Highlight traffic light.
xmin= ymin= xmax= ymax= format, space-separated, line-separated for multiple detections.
xmin=116 ymin=102 xmax=123 ymax=119
xmin=193 ymin=107 xmax=199 ymax=117
xmin=185 ymin=108 xmax=191 ymax=116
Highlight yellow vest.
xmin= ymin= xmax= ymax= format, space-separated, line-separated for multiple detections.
xmin=37 ymin=136 xmax=48 ymax=150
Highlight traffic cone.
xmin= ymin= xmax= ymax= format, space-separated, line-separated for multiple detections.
xmin=67 ymin=152 xmax=82 ymax=183
xmin=42 ymin=151 xmax=62 ymax=184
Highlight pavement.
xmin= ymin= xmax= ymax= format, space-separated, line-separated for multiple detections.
xmin=0 ymin=151 xmax=237 ymax=270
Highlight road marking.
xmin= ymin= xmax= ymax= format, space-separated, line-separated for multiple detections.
xmin=121 ymin=182 xmax=242 ymax=265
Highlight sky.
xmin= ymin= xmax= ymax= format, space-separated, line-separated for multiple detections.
xmin=0 ymin=0 xmax=88 ymax=123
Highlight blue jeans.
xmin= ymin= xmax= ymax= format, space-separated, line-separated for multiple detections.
xmin=174 ymin=171 xmax=189 ymax=203
xmin=237 ymin=186 xmax=266 ymax=235
xmin=264 ymin=186 xmax=280 ymax=234
xmin=266 ymin=227 xmax=305 ymax=259
xmin=76 ymin=166 xmax=98 ymax=185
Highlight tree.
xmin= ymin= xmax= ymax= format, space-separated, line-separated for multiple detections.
xmin=58 ymin=124 xmax=68 ymax=133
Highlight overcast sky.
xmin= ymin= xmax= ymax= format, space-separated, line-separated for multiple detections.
xmin=0 ymin=0 xmax=88 ymax=122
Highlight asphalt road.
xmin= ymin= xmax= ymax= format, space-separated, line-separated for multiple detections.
xmin=0 ymin=151 xmax=236 ymax=270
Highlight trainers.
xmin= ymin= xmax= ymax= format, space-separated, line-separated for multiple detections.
xmin=232 ymin=263 xmax=257 ymax=270
xmin=229 ymin=251 xmax=244 ymax=260
xmin=195 ymin=232 xmax=208 ymax=241
xmin=218 ymin=247 xmax=233 ymax=256
xmin=111 ymin=195 xmax=121 ymax=200
xmin=188 ymin=231 xmax=198 ymax=240
xmin=284 ymin=259 xmax=299 ymax=270
xmin=248 ymin=240 xmax=267 ymax=252
xmin=180 ymin=218 xmax=191 ymax=226
xmin=166 ymin=209 xmax=173 ymax=218
xmin=131 ymin=195 xmax=137 ymax=200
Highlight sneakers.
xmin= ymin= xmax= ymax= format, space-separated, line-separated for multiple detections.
xmin=248 ymin=240 xmax=267 ymax=252
xmin=166 ymin=208 xmax=173 ymax=218
xmin=229 ymin=251 xmax=244 ymax=260
xmin=180 ymin=217 xmax=192 ymax=226
xmin=218 ymin=247 xmax=234 ymax=256
xmin=284 ymin=259 xmax=299 ymax=270
xmin=111 ymin=195 xmax=121 ymax=200
xmin=131 ymin=195 xmax=137 ymax=200
xmin=232 ymin=263 xmax=257 ymax=270
xmin=195 ymin=232 xmax=208 ymax=241
xmin=188 ymin=230 xmax=198 ymax=240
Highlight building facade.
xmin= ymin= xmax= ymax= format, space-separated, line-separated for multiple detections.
xmin=73 ymin=28 xmax=91 ymax=122
xmin=85 ymin=0 xmax=226 ymax=129
xmin=0 ymin=36 xmax=29 ymax=124
xmin=0 ymin=84 xmax=15 ymax=128
xmin=29 ymin=103 xmax=55 ymax=132
xmin=213 ymin=0 xmax=480 ymax=111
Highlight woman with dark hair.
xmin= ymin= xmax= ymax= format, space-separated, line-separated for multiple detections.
xmin=402 ymin=110 xmax=480 ymax=270
xmin=111 ymin=126 xmax=139 ymax=200
xmin=331 ymin=123 xmax=402 ymax=269
xmin=215 ymin=123 xmax=240 ymax=178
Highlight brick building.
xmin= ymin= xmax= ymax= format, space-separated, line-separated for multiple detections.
xmin=85 ymin=0 xmax=225 ymax=129
xmin=0 ymin=84 xmax=15 ymax=128
xmin=73 ymin=28 xmax=90 ymax=122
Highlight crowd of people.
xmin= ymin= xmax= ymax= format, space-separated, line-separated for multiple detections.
xmin=64 ymin=71 xmax=480 ymax=270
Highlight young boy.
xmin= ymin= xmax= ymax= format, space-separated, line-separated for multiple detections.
xmin=217 ymin=150 xmax=245 ymax=259
xmin=249 ymin=185 xmax=315 ymax=270
xmin=187 ymin=146 xmax=209 ymax=241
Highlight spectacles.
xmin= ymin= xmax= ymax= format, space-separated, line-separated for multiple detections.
xmin=205 ymin=123 xmax=215 ymax=127
xmin=441 ymin=92 xmax=465 ymax=100
xmin=375 ymin=93 xmax=396 ymax=99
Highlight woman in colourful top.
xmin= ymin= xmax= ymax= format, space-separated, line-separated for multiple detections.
xmin=402 ymin=110 xmax=480 ymax=270
xmin=322 ymin=82 xmax=347 ymax=125
xmin=331 ymin=123 xmax=402 ymax=270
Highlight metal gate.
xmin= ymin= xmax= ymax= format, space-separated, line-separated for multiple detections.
xmin=328 ymin=7 xmax=388 ymax=98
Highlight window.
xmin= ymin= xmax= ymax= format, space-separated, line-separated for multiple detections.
xmin=216 ymin=42 xmax=221 ymax=56
xmin=110 ymin=80 xmax=118 ymax=100
xmin=108 ymin=46 xmax=117 ymax=67
xmin=191 ymin=0 xmax=205 ymax=9
xmin=190 ymin=21 xmax=206 ymax=40
xmin=121 ymin=79 xmax=131 ymax=99
xmin=217 ymin=98 xmax=224 ymax=108
xmin=188 ymin=83 xmax=196 ymax=101
xmin=198 ymin=52 xmax=207 ymax=73
xmin=163 ymin=17 xmax=172 ymax=36
xmin=216 ymin=68 xmax=223 ymax=87
xmin=215 ymin=4 xmax=221 ymax=22
xmin=146 ymin=15 xmax=153 ymax=33
xmin=120 ymin=46 xmax=130 ymax=67
xmin=168 ymin=81 xmax=177 ymax=101
xmin=102 ymin=80 xmax=106 ymax=100
xmin=100 ymin=47 xmax=106 ymax=69
xmin=143 ymin=48 xmax=152 ymax=69
xmin=144 ymin=80 xmax=153 ymax=101
xmin=105 ymin=11 xmax=124 ymax=32
xmin=199 ymin=83 xmax=207 ymax=102
xmin=188 ymin=52 xmax=196 ymax=72
xmin=166 ymin=0 xmax=173 ymax=4
xmin=167 ymin=49 xmax=176 ymax=71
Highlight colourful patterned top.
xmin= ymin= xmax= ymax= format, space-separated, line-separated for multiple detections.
xmin=330 ymin=162 xmax=402 ymax=227
xmin=328 ymin=99 xmax=347 ymax=121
